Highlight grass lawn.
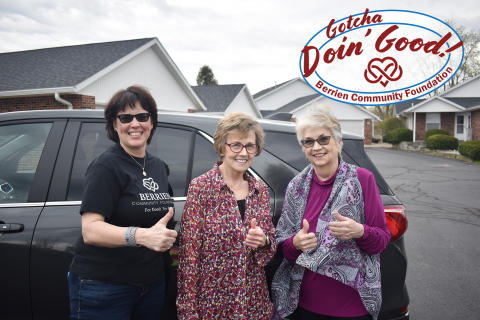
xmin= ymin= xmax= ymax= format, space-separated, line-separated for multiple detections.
xmin=475 ymin=161 xmax=480 ymax=165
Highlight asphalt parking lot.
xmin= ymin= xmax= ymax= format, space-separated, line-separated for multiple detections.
xmin=365 ymin=147 xmax=480 ymax=320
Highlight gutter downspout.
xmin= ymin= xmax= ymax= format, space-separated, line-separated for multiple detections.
xmin=55 ymin=93 xmax=73 ymax=110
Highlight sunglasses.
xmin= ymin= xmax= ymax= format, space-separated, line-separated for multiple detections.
xmin=300 ymin=136 xmax=333 ymax=148
xmin=117 ymin=113 xmax=151 ymax=124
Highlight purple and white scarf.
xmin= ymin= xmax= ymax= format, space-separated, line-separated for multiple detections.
xmin=271 ymin=160 xmax=382 ymax=320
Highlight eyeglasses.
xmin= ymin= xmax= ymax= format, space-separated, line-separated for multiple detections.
xmin=117 ymin=113 xmax=151 ymax=124
xmin=301 ymin=136 xmax=333 ymax=148
xmin=225 ymin=143 xmax=258 ymax=154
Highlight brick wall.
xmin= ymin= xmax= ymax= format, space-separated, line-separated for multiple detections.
xmin=18 ymin=143 xmax=44 ymax=171
xmin=441 ymin=112 xmax=455 ymax=136
xmin=364 ymin=118 xmax=372 ymax=145
xmin=472 ymin=110 xmax=480 ymax=140
xmin=415 ymin=113 xmax=426 ymax=140
xmin=0 ymin=94 xmax=95 ymax=113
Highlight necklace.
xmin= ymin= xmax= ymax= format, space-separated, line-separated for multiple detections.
xmin=129 ymin=153 xmax=147 ymax=176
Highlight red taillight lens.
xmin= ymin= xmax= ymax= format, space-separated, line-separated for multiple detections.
xmin=399 ymin=305 xmax=409 ymax=313
xmin=384 ymin=205 xmax=408 ymax=242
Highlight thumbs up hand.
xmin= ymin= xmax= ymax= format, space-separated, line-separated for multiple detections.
xmin=329 ymin=210 xmax=364 ymax=240
xmin=293 ymin=219 xmax=317 ymax=252
xmin=135 ymin=207 xmax=178 ymax=252
xmin=246 ymin=218 xmax=267 ymax=249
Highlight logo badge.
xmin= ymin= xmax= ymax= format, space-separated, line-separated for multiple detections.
xmin=300 ymin=9 xmax=464 ymax=105
xmin=143 ymin=178 xmax=159 ymax=192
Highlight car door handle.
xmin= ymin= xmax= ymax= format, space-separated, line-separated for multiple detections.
xmin=0 ymin=224 xmax=24 ymax=233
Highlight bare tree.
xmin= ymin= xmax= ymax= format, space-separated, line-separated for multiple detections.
xmin=368 ymin=104 xmax=394 ymax=121
xmin=427 ymin=20 xmax=480 ymax=96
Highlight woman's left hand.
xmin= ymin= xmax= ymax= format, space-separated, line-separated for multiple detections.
xmin=329 ymin=210 xmax=365 ymax=240
xmin=246 ymin=218 xmax=267 ymax=249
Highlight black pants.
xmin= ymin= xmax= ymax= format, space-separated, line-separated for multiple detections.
xmin=297 ymin=306 xmax=373 ymax=320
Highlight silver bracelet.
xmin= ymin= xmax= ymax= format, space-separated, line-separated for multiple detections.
xmin=125 ymin=226 xmax=141 ymax=247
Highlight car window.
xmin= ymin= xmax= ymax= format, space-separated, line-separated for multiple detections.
xmin=150 ymin=127 xmax=192 ymax=197
xmin=0 ymin=123 xmax=53 ymax=203
xmin=68 ymin=123 xmax=114 ymax=201
xmin=263 ymin=130 xmax=360 ymax=171
xmin=263 ymin=131 xmax=310 ymax=171
xmin=67 ymin=123 xmax=193 ymax=200
xmin=191 ymin=134 xmax=219 ymax=181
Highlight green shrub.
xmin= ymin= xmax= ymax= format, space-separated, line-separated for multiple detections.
xmin=385 ymin=128 xmax=413 ymax=144
xmin=459 ymin=140 xmax=480 ymax=161
xmin=372 ymin=137 xmax=380 ymax=143
xmin=426 ymin=134 xmax=459 ymax=150
xmin=378 ymin=117 xmax=404 ymax=139
xmin=425 ymin=129 xmax=450 ymax=140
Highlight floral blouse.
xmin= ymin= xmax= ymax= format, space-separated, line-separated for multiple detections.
xmin=176 ymin=162 xmax=277 ymax=319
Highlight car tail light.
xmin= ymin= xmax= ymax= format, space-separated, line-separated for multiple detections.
xmin=384 ymin=205 xmax=408 ymax=242
xmin=399 ymin=305 xmax=409 ymax=313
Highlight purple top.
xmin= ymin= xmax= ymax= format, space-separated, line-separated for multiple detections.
xmin=281 ymin=167 xmax=390 ymax=317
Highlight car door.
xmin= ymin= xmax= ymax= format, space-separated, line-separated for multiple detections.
xmin=28 ymin=120 xmax=219 ymax=319
xmin=0 ymin=120 xmax=65 ymax=320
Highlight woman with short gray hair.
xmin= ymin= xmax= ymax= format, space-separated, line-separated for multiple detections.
xmin=272 ymin=104 xmax=391 ymax=320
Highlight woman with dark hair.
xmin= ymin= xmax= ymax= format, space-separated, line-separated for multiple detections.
xmin=176 ymin=112 xmax=277 ymax=319
xmin=68 ymin=85 xmax=177 ymax=319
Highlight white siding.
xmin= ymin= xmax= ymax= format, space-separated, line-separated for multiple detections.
xmin=340 ymin=120 xmax=364 ymax=137
xmin=412 ymin=99 xmax=463 ymax=113
xmin=443 ymin=76 xmax=480 ymax=98
xmin=403 ymin=115 xmax=413 ymax=130
xmin=79 ymin=47 xmax=197 ymax=112
xmin=292 ymin=98 xmax=373 ymax=138
xmin=225 ymin=90 xmax=260 ymax=119
xmin=255 ymin=80 xmax=316 ymax=111
xmin=292 ymin=98 xmax=373 ymax=120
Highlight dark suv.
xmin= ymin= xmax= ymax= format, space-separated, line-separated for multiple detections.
xmin=0 ymin=110 xmax=409 ymax=320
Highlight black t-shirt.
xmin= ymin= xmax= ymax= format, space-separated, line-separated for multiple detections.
xmin=70 ymin=143 xmax=174 ymax=286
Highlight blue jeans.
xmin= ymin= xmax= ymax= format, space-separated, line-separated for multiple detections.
xmin=68 ymin=271 xmax=165 ymax=320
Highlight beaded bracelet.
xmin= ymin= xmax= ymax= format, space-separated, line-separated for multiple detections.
xmin=125 ymin=226 xmax=141 ymax=247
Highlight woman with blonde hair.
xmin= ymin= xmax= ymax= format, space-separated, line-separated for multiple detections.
xmin=177 ymin=112 xmax=277 ymax=319
xmin=272 ymin=104 xmax=390 ymax=320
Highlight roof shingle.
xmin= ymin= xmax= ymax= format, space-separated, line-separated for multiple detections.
xmin=0 ymin=38 xmax=154 ymax=92
xmin=191 ymin=85 xmax=245 ymax=112
xmin=443 ymin=97 xmax=480 ymax=109
xmin=252 ymin=78 xmax=297 ymax=99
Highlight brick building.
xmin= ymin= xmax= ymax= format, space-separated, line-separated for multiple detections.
xmin=395 ymin=74 xmax=480 ymax=142
xmin=0 ymin=38 xmax=206 ymax=113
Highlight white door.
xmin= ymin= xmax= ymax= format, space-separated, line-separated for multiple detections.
xmin=455 ymin=113 xmax=470 ymax=141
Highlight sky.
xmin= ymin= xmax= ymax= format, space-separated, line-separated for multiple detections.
xmin=1 ymin=0 xmax=479 ymax=95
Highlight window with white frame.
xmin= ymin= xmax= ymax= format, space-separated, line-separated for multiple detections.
xmin=426 ymin=113 xmax=440 ymax=131
xmin=457 ymin=115 xmax=464 ymax=134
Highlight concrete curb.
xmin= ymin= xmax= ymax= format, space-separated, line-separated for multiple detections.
xmin=391 ymin=144 xmax=474 ymax=163
xmin=364 ymin=143 xmax=392 ymax=148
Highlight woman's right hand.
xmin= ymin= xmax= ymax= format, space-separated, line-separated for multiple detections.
xmin=136 ymin=207 xmax=178 ymax=252
xmin=293 ymin=219 xmax=318 ymax=252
